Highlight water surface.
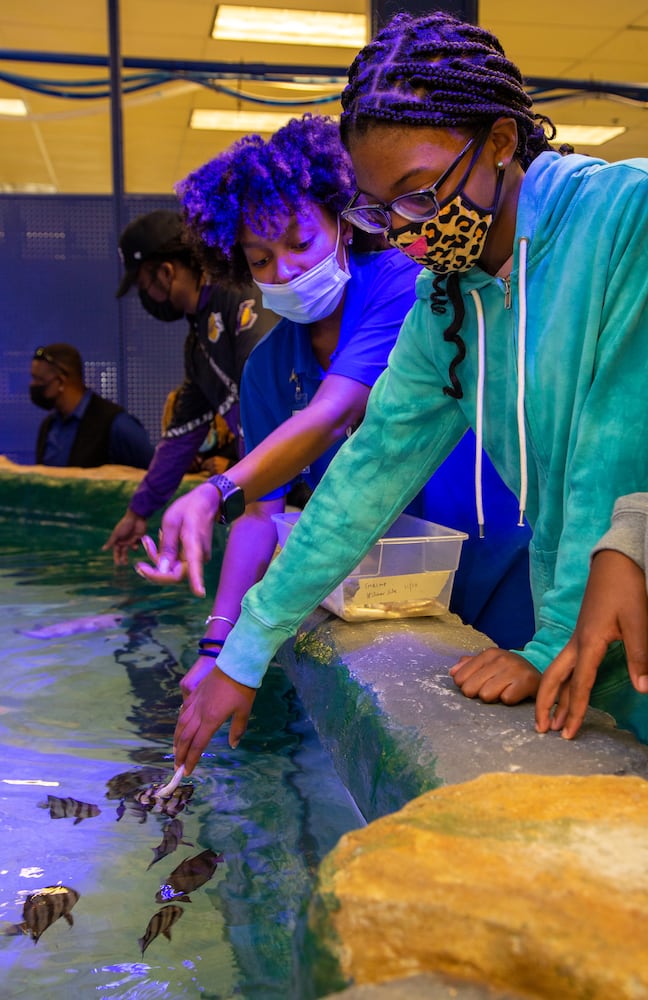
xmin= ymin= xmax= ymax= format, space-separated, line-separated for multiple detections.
xmin=0 ymin=521 xmax=363 ymax=998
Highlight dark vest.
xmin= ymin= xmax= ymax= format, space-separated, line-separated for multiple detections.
xmin=36 ymin=392 xmax=125 ymax=467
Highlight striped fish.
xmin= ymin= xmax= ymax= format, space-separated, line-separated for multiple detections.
xmin=147 ymin=819 xmax=193 ymax=870
xmin=20 ymin=886 xmax=80 ymax=943
xmin=135 ymin=782 xmax=195 ymax=819
xmin=138 ymin=904 xmax=184 ymax=955
xmin=38 ymin=794 xmax=101 ymax=825
xmin=156 ymin=849 xmax=224 ymax=904
xmin=106 ymin=766 xmax=168 ymax=801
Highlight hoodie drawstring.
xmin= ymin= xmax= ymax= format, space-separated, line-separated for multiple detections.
xmin=469 ymin=235 xmax=529 ymax=538
xmin=516 ymin=237 xmax=529 ymax=526
xmin=469 ymin=289 xmax=486 ymax=538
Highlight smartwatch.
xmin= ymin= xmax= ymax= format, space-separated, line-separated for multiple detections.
xmin=208 ymin=473 xmax=246 ymax=524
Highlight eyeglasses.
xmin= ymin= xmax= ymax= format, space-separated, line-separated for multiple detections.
xmin=341 ymin=134 xmax=481 ymax=235
xmin=33 ymin=347 xmax=68 ymax=375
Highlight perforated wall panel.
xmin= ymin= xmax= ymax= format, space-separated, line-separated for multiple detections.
xmin=0 ymin=194 xmax=186 ymax=464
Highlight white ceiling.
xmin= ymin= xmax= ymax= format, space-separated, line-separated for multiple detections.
xmin=0 ymin=0 xmax=646 ymax=195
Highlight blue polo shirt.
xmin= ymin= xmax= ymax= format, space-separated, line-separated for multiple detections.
xmin=239 ymin=247 xmax=536 ymax=651
xmin=240 ymin=248 xmax=421 ymax=500
xmin=42 ymin=389 xmax=153 ymax=469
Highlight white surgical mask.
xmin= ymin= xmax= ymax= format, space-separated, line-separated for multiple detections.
xmin=254 ymin=218 xmax=351 ymax=324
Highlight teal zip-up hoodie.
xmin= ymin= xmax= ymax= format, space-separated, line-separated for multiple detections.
xmin=218 ymin=151 xmax=648 ymax=702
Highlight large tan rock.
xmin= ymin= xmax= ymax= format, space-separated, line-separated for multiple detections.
xmin=309 ymin=773 xmax=648 ymax=999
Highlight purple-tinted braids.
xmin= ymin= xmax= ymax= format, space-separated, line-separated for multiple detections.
xmin=340 ymin=11 xmax=555 ymax=169
xmin=176 ymin=114 xmax=356 ymax=286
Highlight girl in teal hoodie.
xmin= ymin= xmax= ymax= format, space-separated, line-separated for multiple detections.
xmin=169 ymin=11 xmax=648 ymax=772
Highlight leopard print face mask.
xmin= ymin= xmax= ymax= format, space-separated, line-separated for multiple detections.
xmin=387 ymin=169 xmax=504 ymax=275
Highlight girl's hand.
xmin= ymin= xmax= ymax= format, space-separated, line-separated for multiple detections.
xmin=174 ymin=665 xmax=256 ymax=775
xmin=449 ymin=648 xmax=541 ymax=704
xmin=535 ymin=550 xmax=648 ymax=739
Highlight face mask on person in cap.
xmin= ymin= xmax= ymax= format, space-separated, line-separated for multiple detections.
xmin=138 ymin=288 xmax=185 ymax=323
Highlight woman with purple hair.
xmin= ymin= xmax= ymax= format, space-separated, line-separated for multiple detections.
xmin=138 ymin=113 xmax=430 ymax=695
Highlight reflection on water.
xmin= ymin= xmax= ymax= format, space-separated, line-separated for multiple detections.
xmin=0 ymin=522 xmax=364 ymax=998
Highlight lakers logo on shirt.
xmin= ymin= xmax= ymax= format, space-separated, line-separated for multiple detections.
xmin=237 ymin=298 xmax=258 ymax=333
xmin=207 ymin=311 xmax=225 ymax=342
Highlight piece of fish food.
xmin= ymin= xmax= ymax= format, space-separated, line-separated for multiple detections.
xmin=156 ymin=849 xmax=223 ymax=903
xmin=138 ymin=904 xmax=184 ymax=955
xmin=20 ymin=886 xmax=80 ymax=943
xmin=38 ymin=794 xmax=101 ymax=824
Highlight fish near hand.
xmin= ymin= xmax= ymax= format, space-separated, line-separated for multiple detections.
xmin=106 ymin=766 xmax=168 ymax=801
xmin=155 ymin=849 xmax=223 ymax=903
xmin=147 ymin=819 xmax=193 ymax=870
xmin=135 ymin=782 xmax=194 ymax=820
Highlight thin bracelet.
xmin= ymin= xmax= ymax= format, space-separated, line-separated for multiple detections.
xmin=205 ymin=614 xmax=236 ymax=628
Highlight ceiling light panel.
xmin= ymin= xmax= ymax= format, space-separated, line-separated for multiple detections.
xmin=190 ymin=109 xmax=296 ymax=132
xmin=0 ymin=99 xmax=28 ymax=117
xmin=553 ymin=124 xmax=627 ymax=146
xmin=212 ymin=5 xmax=366 ymax=47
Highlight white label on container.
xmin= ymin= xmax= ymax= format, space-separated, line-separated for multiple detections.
xmin=354 ymin=571 xmax=449 ymax=605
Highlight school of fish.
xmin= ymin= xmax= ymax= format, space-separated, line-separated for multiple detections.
xmin=6 ymin=765 xmax=223 ymax=954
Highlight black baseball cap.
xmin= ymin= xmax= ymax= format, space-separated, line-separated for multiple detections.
xmin=116 ymin=209 xmax=185 ymax=297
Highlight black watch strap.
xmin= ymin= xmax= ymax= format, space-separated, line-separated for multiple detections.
xmin=208 ymin=473 xmax=246 ymax=524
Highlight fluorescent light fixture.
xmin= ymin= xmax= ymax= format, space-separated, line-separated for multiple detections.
xmin=0 ymin=181 xmax=58 ymax=194
xmin=553 ymin=124 xmax=626 ymax=146
xmin=191 ymin=108 xmax=296 ymax=132
xmin=0 ymin=98 xmax=28 ymax=117
xmin=212 ymin=5 xmax=366 ymax=47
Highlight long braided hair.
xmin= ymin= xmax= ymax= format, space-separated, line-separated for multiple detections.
xmin=340 ymin=11 xmax=557 ymax=398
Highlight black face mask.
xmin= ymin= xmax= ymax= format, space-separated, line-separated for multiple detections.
xmin=29 ymin=381 xmax=58 ymax=411
xmin=138 ymin=288 xmax=185 ymax=323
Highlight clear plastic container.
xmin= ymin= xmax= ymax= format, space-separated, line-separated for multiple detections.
xmin=272 ymin=512 xmax=468 ymax=622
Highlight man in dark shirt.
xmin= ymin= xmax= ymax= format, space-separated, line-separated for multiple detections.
xmin=31 ymin=343 xmax=153 ymax=469
xmin=104 ymin=209 xmax=275 ymax=563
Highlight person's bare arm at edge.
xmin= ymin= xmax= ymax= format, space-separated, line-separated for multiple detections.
xmin=136 ymin=373 xmax=370 ymax=596
xmin=535 ymin=549 xmax=648 ymax=740
xmin=449 ymin=648 xmax=541 ymax=704
xmin=105 ymin=510 xmax=149 ymax=565
xmin=174 ymin=666 xmax=257 ymax=775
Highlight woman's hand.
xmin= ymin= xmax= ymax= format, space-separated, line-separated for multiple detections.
xmin=449 ymin=648 xmax=541 ymax=704
xmin=174 ymin=664 xmax=256 ymax=775
xmin=103 ymin=510 xmax=148 ymax=565
xmin=535 ymin=549 xmax=648 ymax=740
xmin=134 ymin=482 xmax=221 ymax=596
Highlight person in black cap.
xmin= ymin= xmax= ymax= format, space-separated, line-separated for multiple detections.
xmin=104 ymin=209 xmax=275 ymax=564
xmin=30 ymin=342 xmax=153 ymax=469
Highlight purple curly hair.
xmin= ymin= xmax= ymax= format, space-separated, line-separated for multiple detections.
xmin=340 ymin=11 xmax=555 ymax=169
xmin=176 ymin=114 xmax=357 ymax=286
